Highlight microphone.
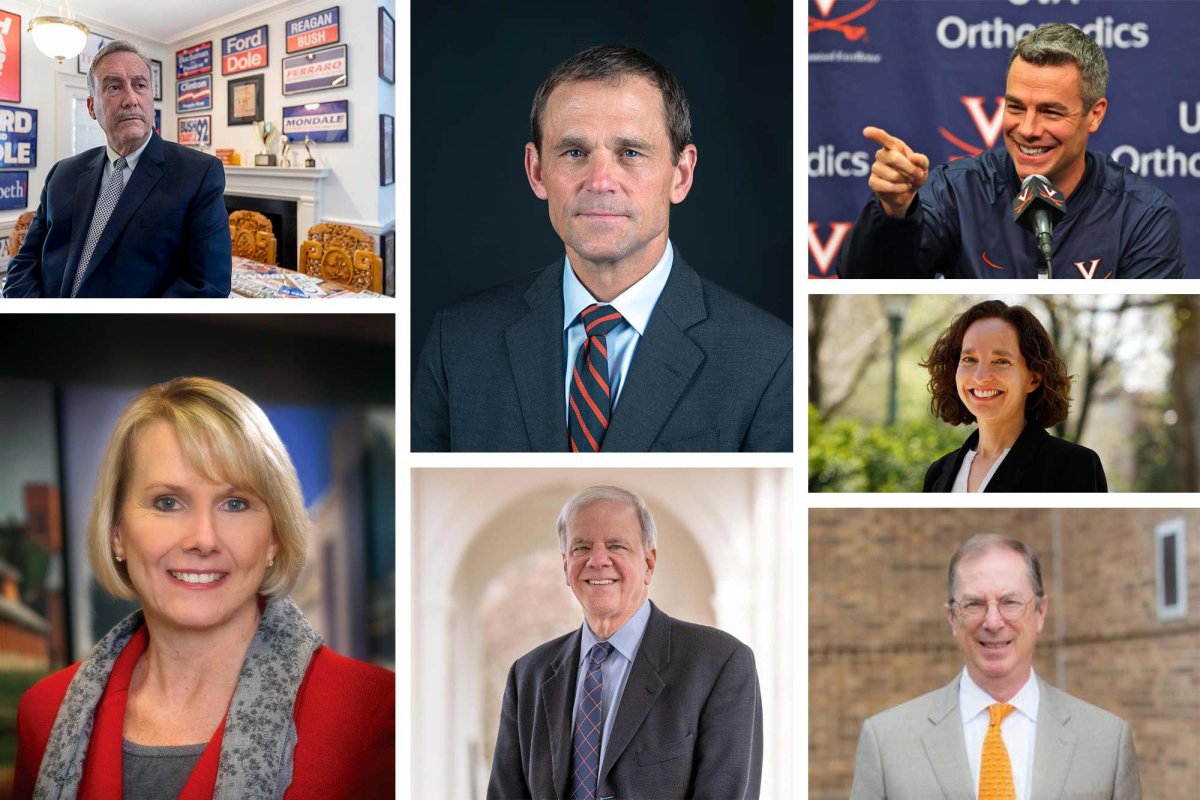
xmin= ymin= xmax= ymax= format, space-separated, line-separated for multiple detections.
xmin=1012 ymin=174 xmax=1065 ymax=279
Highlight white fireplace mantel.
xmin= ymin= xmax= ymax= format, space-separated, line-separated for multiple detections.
xmin=223 ymin=166 xmax=331 ymax=241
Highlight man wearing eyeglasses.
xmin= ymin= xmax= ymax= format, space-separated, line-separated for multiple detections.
xmin=849 ymin=534 xmax=1140 ymax=799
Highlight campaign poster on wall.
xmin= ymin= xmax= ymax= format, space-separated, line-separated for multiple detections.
xmin=177 ymin=116 xmax=210 ymax=147
xmin=0 ymin=169 xmax=28 ymax=210
xmin=222 ymin=25 xmax=268 ymax=76
xmin=285 ymin=7 xmax=339 ymax=54
xmin=154 ymin=109 xmax=161 ymax=135
xmin=177 ymin=75 xmax=212 ymax=113
xmin=282 ymin=45 xmax=347 ymax=95
xmin=0 ymin=103 xmax=36 ymax=167
xmin=0 ymin=10 xmax=21 ymax=102
xmin=283 ymin=100 xmax=348 ymax=143
xmin=76 ymin=31 xmax=114 ymax=76
xmin=176 ymin=41 xmax=213 ymax=79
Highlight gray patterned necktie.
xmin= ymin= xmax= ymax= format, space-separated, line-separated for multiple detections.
xmin=71 ymin=155 xmax=128 ymax=297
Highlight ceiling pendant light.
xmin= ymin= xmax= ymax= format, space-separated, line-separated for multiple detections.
xmin=27 ymin=2 xmax=90 ymax=64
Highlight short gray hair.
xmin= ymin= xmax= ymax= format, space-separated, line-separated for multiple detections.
xmin=87 ymin=40 xmax=153 ymax=98
xmin=556 ymin=485 xmax=657 ymax=554
xmin=1008 ymin=23 xmax=1108 ymax=110
xmin=947 ymin=533 xmax=1045 ymax=606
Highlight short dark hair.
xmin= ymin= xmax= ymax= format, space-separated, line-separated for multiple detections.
xmin=922 ymin=300 xmax=1071 ymax=428
xmin=530 ymin=44 xmax=691 ymax=163
xmin=1008 ymin=22 xmax=1109 ymax=110
xmin=947 ymin=533 xmax=1045 ymax=606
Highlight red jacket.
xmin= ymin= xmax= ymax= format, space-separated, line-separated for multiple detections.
xmin=13 ymin=626 xmax=394 ymax=799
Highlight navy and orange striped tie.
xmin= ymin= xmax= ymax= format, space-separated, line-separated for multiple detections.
xmin=568 ymin=304 xmax=624 ymax=452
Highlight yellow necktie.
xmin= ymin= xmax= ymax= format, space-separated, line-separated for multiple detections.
xmin=979 ymin=703 xmax=1016 ymax=800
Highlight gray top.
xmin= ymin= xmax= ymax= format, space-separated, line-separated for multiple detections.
xmin=122 ymin=739 xmax=206 ymax=800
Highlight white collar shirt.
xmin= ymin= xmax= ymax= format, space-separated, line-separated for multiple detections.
xmin=103 ymin=134 xmax=152 ymax=190
xmin=952 ymin=444 xmax=1012 ymax=493
xmin=959 ymin=667 xmax=1040 ymax=800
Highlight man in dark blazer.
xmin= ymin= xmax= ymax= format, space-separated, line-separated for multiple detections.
xmin=3 ymin=41 xmax=231 ymax=298
xmin=488 ymin=486 xmax=762 ymax=800
xmin=412 ymin=45 xmax=791 ymax=452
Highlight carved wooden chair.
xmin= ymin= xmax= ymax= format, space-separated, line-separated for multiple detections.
xmin=229 ymin=210 xmax=278 ymax=265
xmin=299 ymin=223 xmax=382 ymax=294
xmin=7 ymin=211 xmax=35 ymax=257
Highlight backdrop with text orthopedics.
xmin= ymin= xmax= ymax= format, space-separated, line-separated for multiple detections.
xmin=807 ymin=0 xmax=1200 ymax=278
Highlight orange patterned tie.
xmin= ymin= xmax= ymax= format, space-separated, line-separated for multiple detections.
xmin=979 ymin=703 xmax=1017 ymax=800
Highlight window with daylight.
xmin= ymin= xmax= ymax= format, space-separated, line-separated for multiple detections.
xmin=1155 ymin=518 xmax=1188 ymax=621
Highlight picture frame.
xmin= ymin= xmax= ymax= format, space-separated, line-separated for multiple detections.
xmin=381 ymin=228 xmax=395 ymax=297
xmin=379 ymin=114 xmax=394 ymax=186
xmin=176 ymin=41 xmax=213 ymax=79
xmin=0 ymin=170 xmax=28 ymax=210
xmin=281 ymin=44 xmax=348 ymax=96
xmin=285 ymin=7 xmax=340 ymax=54
xmin=282 ymin=99 xmax=349 ymax=143
xmin=0 ymin=10 xmax=22 ymax=102
xmin=77 ymin=32 xmax=114 ymax=76
xmin=0 ymin=104 xmax=38 ymax=168
xmin=150 ymin=59 xmax=163 ymax=101
xmin=228 ymin=74 xmax=264 ymax=125
xmin=177 ymin=115 xmax=211 ymax=148
xmin=378 ymin=7 xmax=394 ymax=84
xmin=176 ymin=74 xmax=213 ymax=113
xmin=221 ymin=25 xmax=269 ymax=76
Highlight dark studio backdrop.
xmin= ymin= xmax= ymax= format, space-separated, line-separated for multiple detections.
xmin=411 ymin=0 xmax=793 ymax=370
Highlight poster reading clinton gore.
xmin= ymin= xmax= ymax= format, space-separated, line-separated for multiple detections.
xmin=808 ymin=1 xmax=1199 ymax=279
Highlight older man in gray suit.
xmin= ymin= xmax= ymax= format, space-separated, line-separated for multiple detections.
xmin=487 ymin=486 xmax=762 ymax=799
xmin=850 ymin=534 xmax=1140 ymax=800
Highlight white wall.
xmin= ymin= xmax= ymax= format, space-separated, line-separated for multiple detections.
xmin=0 ymin=0 xmax=394 ymax=243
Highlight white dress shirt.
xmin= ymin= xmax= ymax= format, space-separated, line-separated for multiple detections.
xmin=959 ymin=667 xmax=1039 ymax=800
xmin=103 ymin=135 xmax=152 ymax=191
xmin=952 ymin=445 xmax=1012 ymax=493
xmin=561 ymin=242 xmax=673 ymax=425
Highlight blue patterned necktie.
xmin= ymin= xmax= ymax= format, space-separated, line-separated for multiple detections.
xmin=568 ymin=641 xmax=613 ymax=800
xmin=568 ymin=305 xmax=624 ymax=452
xmin=71 ymin=155 xmax=128 ymax=297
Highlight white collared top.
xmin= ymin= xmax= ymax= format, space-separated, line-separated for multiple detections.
xmin=959 ymin=667 xmax=1040 ymax=800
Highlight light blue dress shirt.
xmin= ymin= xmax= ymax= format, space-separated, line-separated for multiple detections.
xmin=562 ymin=242 xmax=674 ymax=425
xmin=571 ymin=598 xmax=652 ymax=775
xmin=103 ymin=135 xmax=152 ymax=191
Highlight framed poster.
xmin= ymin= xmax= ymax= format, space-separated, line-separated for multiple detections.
xmin=0 ymin=169 xmax=28 ymax=210
xmin=176 ymin=75 xmax=212 ymax=113
xmin=282 ymin=99 xmax=348 ymax=143
xmin=176 ymin=41 xmax=213 ymax=79
xmin=228 ymin=74 xmax=264 ymax=125
xmin=378 ymin=7 xmax=394 ymax=84
xmin=150 ymin=59 xmax=163 ymax=101
xmin=222 ymin=25 xmax=268 ymax=76
xmin=177 ymin=115 xmax=211 ymax=147
xmin=76 ymin=31 xmax=114 ymax=76
xmin=282 ymin=44 xmax=347 ymax=95
xmin=154 ymin=109 xmax=161 ymax=135
xmin=285 ymin=7 xmax=339 ymax=54
xmin=381 ymin=228 xmax=395 ymax=297
xmin=379 ymin=114 xmax=394 ymax=186
xmin=0 ymin=104 xmax=37 ymax=167
xmin=0 ymin=10 xmax=21 ymax=102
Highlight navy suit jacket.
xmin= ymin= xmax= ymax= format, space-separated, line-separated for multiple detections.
xmin=924 ymin=424 xmax=1108 ymax=492
xmin=487 ymin=602 xmax=763 ymax=800
xmin=3 ymin=133 xmax=232 ymax=297
xmin=412 ymin=248 xmax=792 ymax=451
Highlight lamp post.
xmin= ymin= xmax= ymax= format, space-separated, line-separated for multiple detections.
xmin=880 ymin=295 xmax=912 ymax=426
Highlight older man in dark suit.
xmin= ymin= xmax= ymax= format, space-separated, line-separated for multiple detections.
xmin=412 ymin=45 xmax=791 ymax=452
xmin=487 ymin=486 xmax=762 ymax=800
xmin=3 ymin=40 xmax=231 ymax=298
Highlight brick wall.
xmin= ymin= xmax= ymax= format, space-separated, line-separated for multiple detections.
xmin=810 ymin=508 xmax=1200 ymax=800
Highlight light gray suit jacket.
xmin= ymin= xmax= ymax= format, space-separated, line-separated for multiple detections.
xmin=849 ymin=674 xmax=1141 ymax=800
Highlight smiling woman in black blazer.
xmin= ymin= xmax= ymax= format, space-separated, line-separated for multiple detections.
xmin=920 ymin=300 xmax=1107 ymax=493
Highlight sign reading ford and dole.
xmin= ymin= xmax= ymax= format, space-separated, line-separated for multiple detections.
xmin=222 ymin=26 xmax=268 ymax=76
xmin=286 ymin=7 xmax=339 ymax=54
xmin=0 ymin=103 xmax=34 ymax=167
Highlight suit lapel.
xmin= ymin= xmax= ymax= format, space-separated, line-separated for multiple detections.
xmin=75 ymin=136 xmax=166 ymax=292
xmin=541 ymin=628 xmax=581 ymax=798
xmin=603 ymin=250 xmax=706 ymax=451
xmin=919 ymin=677 xmax=975 ymax=799
xmin=505 ymin=263 xmax=569 ymax=450
xmin=1030 ymin=678 xmax=1077 ymax=800
xmin=60 ymin=149 xmax=107 ymax=296
xmin=985 ymin=424 xmax=1046 ymax=492
xmin=599 ymin=602 xmax=668 ymax=782
xmin=931 ymin=433 xmax=973 ymax=492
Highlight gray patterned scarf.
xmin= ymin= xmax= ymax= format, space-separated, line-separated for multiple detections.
xmin=34 ymin=597 xmax=322 ymax=800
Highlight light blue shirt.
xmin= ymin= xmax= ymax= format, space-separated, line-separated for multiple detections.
xmin=103 ymin=135 xmax=152 ymax=191
xmin=571 ymin=598 xmax=652 ymax=774
xmin=562 ymin=242 xmax=674 ymax=425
